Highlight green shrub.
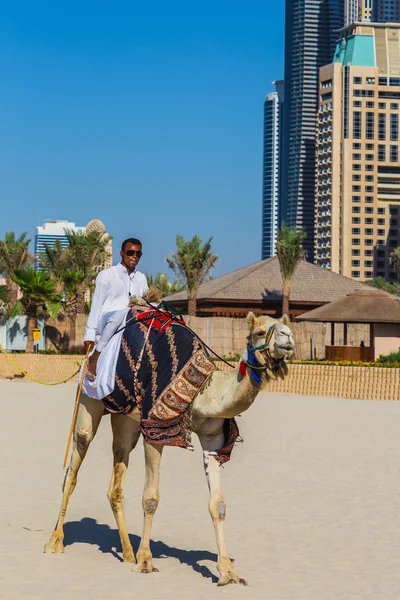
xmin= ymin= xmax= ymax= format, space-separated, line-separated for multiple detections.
xmin=379 ymin=351 xmax=400 ymax=363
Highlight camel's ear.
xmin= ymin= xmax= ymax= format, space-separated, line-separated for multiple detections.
xmin=246 ymin=312 xmax=256 ymax=332
xmin=280 ymin=314 xmax=291 ymax=327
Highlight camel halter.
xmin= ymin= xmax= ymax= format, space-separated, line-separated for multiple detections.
xmin=243 ymin=324 xmax=285 ymax=384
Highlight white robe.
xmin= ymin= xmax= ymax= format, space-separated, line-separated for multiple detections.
xmin=82 ymin=308 xmax=130 ymax=400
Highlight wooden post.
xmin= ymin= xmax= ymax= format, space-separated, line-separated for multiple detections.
xmin=331 ymin=322 xmax=335 ymax=346
xmin=370 ymin=323 xmax=374 ymax=348
xmin=344 ymin=322 xmax=348 ymax=346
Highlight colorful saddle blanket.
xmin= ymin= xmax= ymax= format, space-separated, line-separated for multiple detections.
xmin=102 ymin=308 xmax=215 ymax=447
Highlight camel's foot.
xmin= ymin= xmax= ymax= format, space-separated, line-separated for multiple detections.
xmin=44 ymin=533 xmax=65 ymax=554
xmin=217 ymin=570 xmax=248 ymax=587
xmin=136 ymin=551 xmax=158 ymax=574
xmin=123 ymin=551 xmax=136 ymax=564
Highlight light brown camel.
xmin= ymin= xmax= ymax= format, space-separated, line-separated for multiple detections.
xmin=44 ymin=312 xmax=294 ymax=586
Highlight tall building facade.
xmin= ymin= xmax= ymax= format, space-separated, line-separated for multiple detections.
xmin=315 ymin=22 xmax=400 ymax=281
xmin=373 ymin=0 xmax=400 ymax=21
xmin=345 ymin=0 xmax=373 ymax=25
xmin=262 ymin=81 xmax=284 ymax=259
xmin=282 ymin=0 xmax=343 ymax=261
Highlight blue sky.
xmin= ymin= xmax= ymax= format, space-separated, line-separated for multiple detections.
xmin=0 ymin=1 xmax=285 ymax=279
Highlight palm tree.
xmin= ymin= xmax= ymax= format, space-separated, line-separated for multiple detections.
xmin=146 ymin=273 xmax=185 ymax=299
xmin=61 ymin=269 xmax=87 ymax=344
xmin=10 ymin=268 xmax=62 ymax=352
xmin=390 ymin=247 xmax=400 ymax=281
xmin=39 ymin=239 xmax=67 ymax=282
xmin=166 ymin=235 xmax=218 ymax=316
xmin=0 ymin=232 xmax=33 ymax=306
xmin=275 ymin=225 xmax=307 ymax=318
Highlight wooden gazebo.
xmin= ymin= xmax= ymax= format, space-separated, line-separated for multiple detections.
xmin=296 ymin=289 xmax=400 ymax=361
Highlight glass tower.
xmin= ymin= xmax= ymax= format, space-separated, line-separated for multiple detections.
xmin=282 ymin=0 xmax=343 ymax=261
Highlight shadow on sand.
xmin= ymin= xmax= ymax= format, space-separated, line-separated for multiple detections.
xmin=64 ymin=518 xmax=219 ymax=583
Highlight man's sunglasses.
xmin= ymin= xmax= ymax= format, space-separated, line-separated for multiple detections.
xmin=125 ymin=249 xmax=143 ymax=257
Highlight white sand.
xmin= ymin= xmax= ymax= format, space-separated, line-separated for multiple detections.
xmin=2 ymin=381 xmax=400 ymax=599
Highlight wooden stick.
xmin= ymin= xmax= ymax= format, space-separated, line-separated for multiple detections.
xmin=62 ymin=346 xmax=91 ymax=469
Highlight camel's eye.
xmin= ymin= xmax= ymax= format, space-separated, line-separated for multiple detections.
xmin=257 ymin=330 xmax=266 ymax=337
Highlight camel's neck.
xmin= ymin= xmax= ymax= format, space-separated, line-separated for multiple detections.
xmin=192 ymin=363 xmax=265 ymax=420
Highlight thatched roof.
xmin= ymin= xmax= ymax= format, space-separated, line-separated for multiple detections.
xmin=296 ymin=289 xmax=400 ymax=324
xmin=165 ymin=256 xmax=370 ymax=304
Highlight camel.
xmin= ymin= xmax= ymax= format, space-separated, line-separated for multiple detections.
xmin=44 ymin=311 xmax=294 ymax=586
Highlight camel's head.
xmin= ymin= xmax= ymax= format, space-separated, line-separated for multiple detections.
xmin=246 ymin=312 xmax=295 ymax=365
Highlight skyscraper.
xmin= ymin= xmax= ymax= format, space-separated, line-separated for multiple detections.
xmin=373 ymin=0 xmax=400 ymax=22
xmin=262 ymin=81 xmax=284 ymax=259
xmin=315 ymin=22 xmax=400 ymax=281
xmin=282 ymin=0 xmax=343 ymax=260
xmin=344 ymin=0 xmax=373 ymax=25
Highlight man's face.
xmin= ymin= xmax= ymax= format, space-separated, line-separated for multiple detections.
xmin=120 ymin=242 xmax=143 ymax=270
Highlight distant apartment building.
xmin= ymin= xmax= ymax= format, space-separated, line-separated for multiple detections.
xmin=344 ymin=0 xmax=373 ymax=25
xmin=282 ymin=0 xmax=343 ymax=261
xmin=35 ymin=218 xmax=112 ymax=270
xmin=373 ymin=0 xmax=400 ymax=22
xmin=315 ymin=22 xmax=400 ymax=281
xmin=262 ymin=81 xmax=284 ymax=259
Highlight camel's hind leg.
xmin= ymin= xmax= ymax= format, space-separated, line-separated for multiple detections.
xmin=107 ymin=412 xmax=141 ymax=563
xmin=44 ymin=393 xmax=104 ymax=554
xmin=198 ymin=427 xmax=247 ymax=587
xmin=136 ymin=441 xmax=163 ymax=574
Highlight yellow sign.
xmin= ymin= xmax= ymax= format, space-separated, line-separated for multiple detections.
xmin=33 ymin=328 xmax=41 ymax=341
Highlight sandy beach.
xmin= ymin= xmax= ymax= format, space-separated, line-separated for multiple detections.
xmin=2 ymin=380 xmax=400 ymax=599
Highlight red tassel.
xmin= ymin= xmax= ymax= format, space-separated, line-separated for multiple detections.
xmin=239 ymin=361 xmax=247 ymax=377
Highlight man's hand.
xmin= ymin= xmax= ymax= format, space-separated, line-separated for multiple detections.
xmin=87 ymin=350 xmax=100 ymax=379
xmin=84 ymin=340 xmax=94 ymax=354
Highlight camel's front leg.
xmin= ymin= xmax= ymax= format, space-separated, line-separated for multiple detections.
xmin=199 ymin=431 xmax=247 ymax=587
xmin=44 ymin=393 xmax=104 ymax=554
xmin=136 ymin=441 xmax=163 ymax=574
xmin=107 ymin=413 xmax=141 ymax=563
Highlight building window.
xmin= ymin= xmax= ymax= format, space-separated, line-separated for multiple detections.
xmin=353 ymin=174 xmax=361 ymax=181
xmin=390 ymin=145 xmax=398 ymax=162
xmin=365 ymin=218 xmax=374 ymax=224
xmin=390 ymin=207 xmax=398 ymax=215
xmin=353 ymin=101 xmax=362 ymax=108
xmin=353 ymin=112 xmax=362 ymax=139
xmin=366 ymin=143 xmax=374 ymax=150
xmin=390 ymin=78 xmax=400 ymax=86
xmin=378 ymin=145 xmax=386 ymax=161
xmin=352 ymin=206 xmax=361 ymax=213
xmin=378 ymin=218 xmax=385 ymax=225
xmin=366 ymin=112 xmax=374 ymax=139
xmin=352 ymin=271 xmax=360 ymax=278
xmin=352 ymin=239 xmax=360 ymax=245
xmin=378 ymin=113 xmax=386 ymax=140
xmin=377 ymin=249 xmax=386 ymax=256
xmin=352 ymin=249 xmax=360 ymax=256
xmin=365 ymin=228 xmax=373 ymax=235
xmin=352 ymin=154 xmax=361 ymax=161
xmin=364 ymin=272 xmax=373 ymax=278
xmin=352 ymin=195 xmax=361 ymax=202
xmin=379 ymin=102 xmax=386 ymax=109
xmin=353 ymin=143 xmax=361 ymax=149
xmin=377 ymin=229 xmax=385 ymax=236
xmin=378 ymin=207 xmax=385 ymax=214
xmin=353 ymin=77 xmax=362 ymax=84
xmin=352 ymin=185 xmax=361 ymax=191
xmin=365 ymin=250 xmax=374 ymax=256
xmin=364 ymin=261 xmax=373 ymax=267
xmin=366 ymin=101 xmax=375 ymax=108
xmin=365 ymin=196 xmax=374 ymax=203
xmin=365 ymin=175 xmax=374 ymax=181
xmin=366 ymin=154 xmax=374 ymax=161
xmin=365 ymin=239 xmax=373 ymax=246
xmin=352 ymin=260 xmax=360 ymax=267
xmin=352 ymin=228 xmax=361 ymax=234
xmin=352 ymin=217 xmax=361 ymax=224
xmin=366 ymin=164 xmax=374 ymax=171
xmin=389 ymin=229 xmax=398 ymax=236
xmin=391 ymin=103 xmax=399 ymax=110
xmin=391 ymin=113 xmax=398 ymax=141
xmin=365 ymin=207 xmax=374 ymax=214
xmin=365 ymin=186 xmax=374 ymax=192
xmin=353 ymin=164 xmax=361 ymax=171
xmin=379 ymin=77 xmax=388 ymax=86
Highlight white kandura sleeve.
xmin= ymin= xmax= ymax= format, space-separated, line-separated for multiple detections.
xmin=84 ymin=272 xmax=109 ymax=342
xmin=140 ymin=274 xmax=149 ymax=297
xmin=96 ymin=309 xmax=128 ymax=352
